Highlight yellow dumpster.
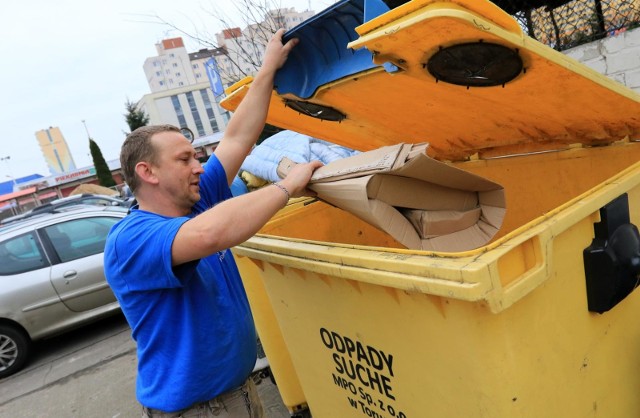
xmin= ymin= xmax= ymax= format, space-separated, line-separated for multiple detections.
xmin=234 ymin=198 xmax=311 ymax=415
xmin=225 ymin=0 xmax=640 ymax=416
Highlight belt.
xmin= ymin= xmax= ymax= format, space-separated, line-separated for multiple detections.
xmin=143 ymin=383 xmax=248 ymax=417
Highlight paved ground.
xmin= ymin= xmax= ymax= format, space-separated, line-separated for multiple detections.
xmin=0 ymin=314 xmax=292 ymax=418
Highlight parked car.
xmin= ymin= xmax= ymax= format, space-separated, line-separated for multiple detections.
xmin=0 ymin=205 xmax=128 ymax=378
xmin=0 ymin=194 xmax=133 ymax=226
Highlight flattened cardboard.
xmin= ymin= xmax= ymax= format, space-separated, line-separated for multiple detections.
xmin=278 ymin=143 xmax=506 ymax=252
xmin=402 ymin=207 xmax=482 ymax=238
xmin=367 ymin=175 xmax=479 ymax=211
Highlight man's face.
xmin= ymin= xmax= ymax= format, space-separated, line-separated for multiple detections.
xmin=149 ymin=131 xmax=204 ymax=211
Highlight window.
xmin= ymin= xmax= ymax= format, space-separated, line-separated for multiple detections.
xmin=193 ymin=63 xmax=199 ymax=69
xmin=200 ymin=89 xmax=219 ymax=133
xmin=156 ymin=71 xmax=161 ymax=76
xmin=185 ymin=91 xmax=205 ymax=136
xmin=159 ymin=81 xmax=165 ymax=86
xmin=175 ymin=72 xmax=181 ymax=77
xmin=196 ymin=73 xmax=201 ymax=79
xmin=44 ymin=217 xmax=119 ymax=263
xmin=179 ymin=82 xmax=184 ymax=86
xmin=171 ymin=95 xmax=187 ymax=129
xmin=173 ymin=63 xmax=178 ymax=67
xmin=0 ymin=233 xmax=48 ymax=275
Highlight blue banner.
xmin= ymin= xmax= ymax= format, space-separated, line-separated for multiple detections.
xmin=205 ymin=57 xmax=224 ymax=97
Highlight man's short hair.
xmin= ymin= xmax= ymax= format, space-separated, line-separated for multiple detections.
xmin=120 ymin=125 xmax=180 ymax=193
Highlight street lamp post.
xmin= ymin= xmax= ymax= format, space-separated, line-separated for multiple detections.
xmin=0 ymin=155 xmax=20 ymax=215
xmin=0 ymin=156 xmax=17 ymax=188
xmin=81 ymin=120 xmax=92 ymax=140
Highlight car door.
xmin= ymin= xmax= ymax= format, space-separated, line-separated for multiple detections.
xmin=0 ymin=232 xmax=55 ymax=322
xmin=43 ymin=215 xmax=120 ymax=312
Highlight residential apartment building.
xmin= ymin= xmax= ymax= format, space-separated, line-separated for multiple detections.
xmin=34 ymin=127 xmax=77 ymax=175
xmin=139 ymin=38 xmax=231 ymax=139
xmin=137 ymin=6 xmax=315 ymax=139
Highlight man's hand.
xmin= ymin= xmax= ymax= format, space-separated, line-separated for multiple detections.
xmin=214 ymin=28 xmax=299 ymax=185
xmin=261 ymin=28 xmax=299 ymax=75
xmin=280 ymin=160 xmax=324 ymax=198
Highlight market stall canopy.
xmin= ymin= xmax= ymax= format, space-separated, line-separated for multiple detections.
xmin=70 ymin=183 xmax=119 ymax=196
xmin=0 ymin=187 xmax=37 ymax=204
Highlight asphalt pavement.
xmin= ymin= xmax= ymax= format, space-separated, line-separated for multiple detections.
xmin=0 ymin=314 xmax=292 ymax=418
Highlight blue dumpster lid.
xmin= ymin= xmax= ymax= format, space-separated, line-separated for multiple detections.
xmin=274 ymin=0 xmax=397 ymax=99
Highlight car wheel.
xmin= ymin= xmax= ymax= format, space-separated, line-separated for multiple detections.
xmin=0 ymin=324 xmax=31 ymax=379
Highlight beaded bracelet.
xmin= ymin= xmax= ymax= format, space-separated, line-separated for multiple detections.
xmin=273 ymin=182 xmax=290 ymax=206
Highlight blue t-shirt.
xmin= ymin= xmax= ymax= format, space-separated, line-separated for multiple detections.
xmin=104 ymin=155 xmax=257 ymax=412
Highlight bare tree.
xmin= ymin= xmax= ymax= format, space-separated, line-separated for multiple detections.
xmin=147 ymin=0 xmax=314 ymax=85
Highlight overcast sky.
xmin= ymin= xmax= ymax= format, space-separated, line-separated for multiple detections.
xmin=0 ymin=0 xmax=336 ymax=182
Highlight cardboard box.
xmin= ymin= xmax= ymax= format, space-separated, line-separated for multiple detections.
xmin=278 ymin=143 xmax=505 ymax=252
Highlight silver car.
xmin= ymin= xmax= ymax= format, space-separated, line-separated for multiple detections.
xmin=0 ymin=193 xmax=134 ymax=226
xmin=0 ymin=205 xmax=127 ymax=378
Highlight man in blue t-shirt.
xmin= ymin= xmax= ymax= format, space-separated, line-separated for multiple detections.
xmin=104 ymin=29 xmax=322 ymax=417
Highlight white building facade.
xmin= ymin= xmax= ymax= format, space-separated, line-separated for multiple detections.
xmin=139 ymin=38 xmax=231 ymax=138
xmin=138 ymin=7 xmax=314 ymax=139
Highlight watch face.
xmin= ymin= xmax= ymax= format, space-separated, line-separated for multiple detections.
xmin=427 ymin=42 xmax=523 ymax=87
xmin=180 ymin=127 xmax=195 ymax=143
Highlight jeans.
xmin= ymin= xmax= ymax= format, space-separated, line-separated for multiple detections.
xmin=141 ymin=378 xmax=264 ymax=418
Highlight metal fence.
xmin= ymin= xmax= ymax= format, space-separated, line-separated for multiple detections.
xmin=492 ymin=0 xmax=640 ymax=50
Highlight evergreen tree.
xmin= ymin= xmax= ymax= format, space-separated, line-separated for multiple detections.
xmin=89 ymin=139 xmax=116 ymax=188
xmin=124 ymin=99 xmax=150 ymax=133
